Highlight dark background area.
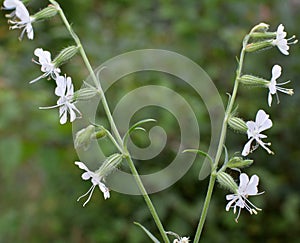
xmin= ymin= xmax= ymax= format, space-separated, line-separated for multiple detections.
xmin=0 ymin=0 xmax=299 ymax=242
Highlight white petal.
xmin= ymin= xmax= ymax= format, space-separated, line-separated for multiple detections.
xmin=3 ymin=0 xmax=20 ymax=9
xmin=246 ymin=175 xmax=259 ymax=195
xmin=272 ymin=65 xmax=282 ymax=80
xmin=259 ymin=118 xmax=272 ymax=132
xmin=26 ymin=23 xmax=34 ymax=40
xmin=69 ymin=105 xmax=77 ymax=122
xmin=35 ymin=48 xmax=52 ymax=65
xmin=15 ymin=2 xmax=30 ymax=21
xmin=99 ymin=182 xmax=110 ymax=199
xmin=239 ymin=173 xmax=249 ymax=191
xmin=268 ymin=92 xmax=273 ymax=107
xmin=242 ymin=139 xmax=253 ymax=156
xmin=55 ymin=76 xmax=66 ymax=97
xmin=82 ymin=171 xmax=92 ymax=180
xmin=59 ymin=107 xmax=67 ymax=124
xmin=74 ymin=161 xmax=90 ymax=172
xmin=255 ymin=110 xmax=268 ymax=124
xmin=276 ymin=24 xmax=287 ymax=39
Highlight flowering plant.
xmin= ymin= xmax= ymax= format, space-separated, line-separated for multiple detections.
xmin=1 ymin=1 xmax=298 ymax=242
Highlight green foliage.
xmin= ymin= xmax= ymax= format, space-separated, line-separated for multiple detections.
xmin=1 ymin=0 xmax=300 ymax=242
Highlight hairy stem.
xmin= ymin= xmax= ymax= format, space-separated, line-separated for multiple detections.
xmin=193 ymin=33 xmax=250 ymax=243
xmin=49 ymin=1 xmax=169 ymax=241
xmin=50 ymin=0 xmax=123 ymax=146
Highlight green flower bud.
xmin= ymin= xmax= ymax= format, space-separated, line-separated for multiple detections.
xmin=33 ymin=5 xmax=58 ymax=21
xmin=217 ymin=172 xmax=238 ymax=192
xmin=94 ymin=126 xmax=107 ymax=139
xmin=250 ymin=22 xmax=269 ymax=33
xmin=97 ymin=154 xmax=123 ymax=178
xmin=53 ymin=46 xmax=79 ymax=66
xmin=74 ymin=125 xmax=96 ymax=151
xmin=238 ymin=75 xmax=269 ymax=87
xmin=228 ymin=116 xmax=247 ymax=133
xmin=226 ymin=156 xmax=254 ymax=169
xmin=245 ymin=40 xmax=272 ymax=52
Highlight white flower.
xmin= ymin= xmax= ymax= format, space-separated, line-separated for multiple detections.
xmin=267 ymin=64 xmax=293 ymax=106
xmin=226 ymin=173 xmax=263 ymax=222
xmin=2 ymin=0 xmax=20 ymax=10
xmin=242 ymin=109 xmax=273 ymax=156
xmin=30 ymin=48 xmax=61 ymax=83
xmin=6 ymin=0 xmax=34 ymax=40
xmin=173 ymin=237 xmax=190 ymax=243
xmin=39 ymin=75 xmax=81 ymax=124
xmin=271 ymin=24 xmax=298 ymax=55
xmin=75 ymin=161 xmax=110 ymax=206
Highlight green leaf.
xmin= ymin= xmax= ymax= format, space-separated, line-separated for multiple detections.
xmin=123 ymin=118 xmax=156 ymax=148
xmin=134 ymin=222 xmax=161 ymax=243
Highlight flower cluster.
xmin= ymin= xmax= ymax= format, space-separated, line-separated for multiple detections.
xmin=34 ymin=48 xmax=81 ymax=124
xmin=222 ymin=23 xmax=297 ymax=221
xmin=2 ymin=1 xmax=79 ymax=124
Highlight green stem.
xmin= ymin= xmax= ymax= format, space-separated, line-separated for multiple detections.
xmin=193 ymin=34 xmax=250 ymax=243
xmin=50 ymin=0 xmax=123 ymax=147
xmin=125 ymin=155 xmax=170 ymax=243
xmin=50 ymin=1 xmax=169 ymax=241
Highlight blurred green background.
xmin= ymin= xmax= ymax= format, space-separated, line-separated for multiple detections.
xmin=0 ymin=0 xmax=300 ymax=242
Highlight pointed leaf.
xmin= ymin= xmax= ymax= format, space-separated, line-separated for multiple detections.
xmin=134 ymin=222 xmax=161 ymax=243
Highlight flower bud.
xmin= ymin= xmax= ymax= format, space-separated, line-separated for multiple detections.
xmin=228 ymin=116 xmax=247 ymax=133
xmin=226 ymin=156 xmax=253 ymax=169
xmin=74 ymin=125 xmax=96 ymax=151
xmin=245 ymin=40 xmax=272 ymax=52
xmin=94 ymin=127 xmax=107 ymax=139
xmin=238 ymin=75 xmax=269 ymax=87
xmin=250 ymin=22 xmax=269 ymax=33
xmin=217 ymin=172 xmax=238 ymax=192
xmin=97 ymin=153 xmax=123 ymax=178
xmin=53 ymin=45 xmax=79 ymax=66
xmin=33 ymin=5 xmax=58 ymax=21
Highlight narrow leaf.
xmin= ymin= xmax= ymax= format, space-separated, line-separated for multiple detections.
xmin=134 ymin=222 xmax=161 ymax=243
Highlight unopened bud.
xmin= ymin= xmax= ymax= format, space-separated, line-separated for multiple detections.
xmin=53 ymin=45 xmax=79 ymax=66
xmin=33 ymin=5 xmax=58 ymax=21
xmin=74 ymin=125 xmax=96 ymax=151
xmin=250 ymin=22 xmax=269 ymax=33
xmin=217 ymin=172 xmax=238 ymax=192
xmin=238 ymin=75 xmax=269 ymax=87
xmin=94 ymin=126 xmax=107 ymax=139
xmin=226 ymin=157 xmax=253 ymax=169
xmin=228 ymin=116 xmax=247 ymax=133
xmin=97 ymin=154 xmax=123 ymax=178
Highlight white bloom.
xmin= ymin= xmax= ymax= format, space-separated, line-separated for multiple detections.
xmin=173 ymin=237 xmax=190 ymax=243
xmin=6 ymin=0 xmax=34 ymax=40
xmin=271 ymin=24 xmax=298 ymax=55
xmin=2 ymin=0 xmax=20 ymax=10
xmin=75 ymin=161 xmax=110 ymax=206
xmin=226 ymin=173 xmax=263 ymax=222
xmin=267 ymin=64 xmax=293 ymax=106
xmin=39 ymin=75 xmax=81 ymax=124
xmin=242 ymin=109 xmax=273 ymax=156
xmin=30 ymin=48 xmax=61 ymax=83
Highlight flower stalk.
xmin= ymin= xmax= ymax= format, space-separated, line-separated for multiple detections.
xmin=48 ymin=1 xmax=169 ymax=242
xmin=193 ymin=29 xmax=253 ymax=243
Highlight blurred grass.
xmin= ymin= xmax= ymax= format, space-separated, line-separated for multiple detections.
xmin=0 ymin=0 xmax=300 ymax=242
